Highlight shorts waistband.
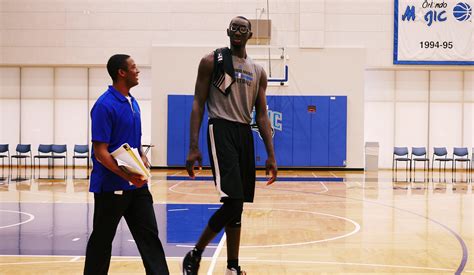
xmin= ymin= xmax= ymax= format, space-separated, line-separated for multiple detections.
xmin=208 ymin=118 xmax=250 ymax=128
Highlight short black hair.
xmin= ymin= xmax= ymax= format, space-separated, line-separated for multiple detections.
xmin=233 ymin=16 xmax=252 ymax=30
xmin=107 ymin=54 xmax=130 ymax=82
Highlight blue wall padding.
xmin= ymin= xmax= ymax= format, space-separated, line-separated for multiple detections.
xmin=167 ymin=95 xmax=186 ymax=166
xmin=329 ymin=96 xmax=348 ymax=166
xmin=167 ymin=95 xmax=347 ymax=167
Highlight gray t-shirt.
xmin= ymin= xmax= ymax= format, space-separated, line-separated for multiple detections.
xmin=207 ymin=55 xmax=263 ymax=124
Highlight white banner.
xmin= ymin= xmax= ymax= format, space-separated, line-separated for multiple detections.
xmin=394 ymin=0 xmax=474 ymax=65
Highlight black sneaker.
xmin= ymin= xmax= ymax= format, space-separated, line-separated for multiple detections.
xmin=182 ymin=249 xmax=201 ymax=275
xmin=225 ymin=266 xmax=246 ymax=275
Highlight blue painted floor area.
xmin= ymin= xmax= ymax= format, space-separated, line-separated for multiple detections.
xmin=167 ymin=175 xmax=344 ymax=182
xmin=167 ymin=204 xmax=224 ymax=244
xmin=0 ymin=202 xmax=222 ymax=258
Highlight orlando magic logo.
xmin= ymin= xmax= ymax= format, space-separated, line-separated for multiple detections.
xmin=250 ymin=106 xmax=282 ymax=139
xmin=453 ymin=2 xmax=472 ymax=21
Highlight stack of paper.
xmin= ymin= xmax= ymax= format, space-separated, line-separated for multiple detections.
xmin=111 ymin=143 xmax=151 ymax=180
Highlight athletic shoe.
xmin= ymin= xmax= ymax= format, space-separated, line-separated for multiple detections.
xmin=225 ymin=266 xmax=246 ymax=275
xmin=182 ymin=249 xmax=201 ymax=275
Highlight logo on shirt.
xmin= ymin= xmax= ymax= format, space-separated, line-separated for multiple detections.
xmin=235 ymin=65 xmax=254 ymax=87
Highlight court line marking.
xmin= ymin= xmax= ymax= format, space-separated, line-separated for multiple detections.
xmin=238 ymin=259 xmax=472 ymax=273
xmin=144 ymin=179 xmax=162 ymax=187
xmin=0 ymin=190 xmax=89 ymax=200
xmin=168 ymin=179 xmax=329 ymax=197
xmin=268 ymin=186 xmax=470 ymax=274
xmin=0 ymin=257 xmax=471 ymax=273
xmin=69 ymin=256 xmax=81 ymax=262
xmin=0 ymin=255 xmax=196 ymax=260
xmin=311 ymin=172 xmax=330 ymax=193
xmin=207 ymin=233 xmax=226 ymax=275
xmin=175 ymin=208 xmax=360 ymax=249
xmin=263 ymin=181 xmax=328 ymax=194
xmin=0 ymin=257 xmax=201 ymax=266
xmin=176 ymin=244 xmax=218 ymax=249
xmin=318 ymin=181 xmax=329 ymax=193
xmin=170 ymin=171 xmax=183 ymax=176
xmin=239 ymin=208 xmax=360 ymax=248
xmin=0 ymin=210 xmax=35 ymax=229
xmin=167 ymin=208 xmax=189 ymax=212
xmin=168 ymin=181 xmax=214 ymax=197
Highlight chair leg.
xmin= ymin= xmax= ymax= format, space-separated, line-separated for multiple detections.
xmin=395 ymin=161 xmax=398 ymax=182
xmin=18 ymin=158 xmax=21 ymax=180
xmin=425 ymin=161 xmax=429 ymax=183
xmin=410 ymin=161 xmax=412 ymax=182
xmin=406 ymin=161 xmax=409 ymax=182
xmin=438 ymin=161 xmax=442 ymax=182
xmin=412 ymin=161 xmax=416 ymax=183
xmin=1 ymin=158 xmax=4 ymax=180
xmin=73 ymin=158 xmax=75 ymax=179
xmin=453 ymin=161 xmax=456 ymax=183
xmin=392 ymin=161 xmax=395 ymax=182
xmin=443 ymin=161 xmax=447 ymax=182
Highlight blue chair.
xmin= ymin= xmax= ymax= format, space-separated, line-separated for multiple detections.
xmin=452 ymin=147 xmax=470 ymax=183
xmin=431 ymin=147 xmax=453 ymax=183
xmin=393 ymin=147 xmax=411 ymax=182
xmin=33 ymin=144 xmax=53 ymax=179
xmin=73 ymin=144 xmax=89 ymax=179
xmin=11 ymin=144 xmax=32 ymax=181
xmin=0 ymin=144 xmax=9 ymax=180
xmin=51 ymin=144 xmax=67 ymax=179
xmin=411 ymin=147 xmax=429 ymax=182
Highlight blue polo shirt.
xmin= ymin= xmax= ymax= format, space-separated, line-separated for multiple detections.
xmin=89 ymin=85 xmax=144 ymax=193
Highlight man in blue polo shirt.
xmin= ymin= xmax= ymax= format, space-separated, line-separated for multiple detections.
xmin=84 ymin=54 xmax=169 ymax=275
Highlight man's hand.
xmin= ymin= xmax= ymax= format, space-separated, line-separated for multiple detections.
xmin=127 ymin=172 xmax=147 ymax=188
xmin=186 ymin=148 xmax=202 ymax=179
xmin=265 ymin=156 xmax=277 ymax=185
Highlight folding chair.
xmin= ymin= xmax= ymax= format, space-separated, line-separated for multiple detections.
xmin=411 ymin=147 xmax=429 ymax=183
xmin=73 ymin=144 xmax=89 ymax=179
xmin=11 ymin=144 xmax=32 ymax=181
xmin=51 ymin=144 xmax=67 ymax=179
xmin=452 ymin=147 xmax=470 ymax=183
xmin=392 ymin=147 xmax=411 ymax=182
xmin=431 ymin=147 xmax=453 ymax=183
xmin=33 ymin=144 xmax=53 ymax=179
xmin=0 ymin=144 xmax=9 ymax=181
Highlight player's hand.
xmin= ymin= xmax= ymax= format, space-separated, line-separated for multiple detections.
xmin=128 ymin=172 xmax=147 ymax=188
xmin=265 ymin=156 xmax=277 ymax=185
xmin=186 ymin=148 xmax=202 ymax=179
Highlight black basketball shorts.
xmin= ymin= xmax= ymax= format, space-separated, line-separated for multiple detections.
xmin=207 ymin=118 xmax=256 ymax=202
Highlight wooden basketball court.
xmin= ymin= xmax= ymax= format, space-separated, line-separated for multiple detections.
xmin=0 ymin=168 xmax=472 ymax=274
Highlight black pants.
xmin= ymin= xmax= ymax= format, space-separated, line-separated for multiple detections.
xmin=84 ymin=187 xmax=169 ymax=275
